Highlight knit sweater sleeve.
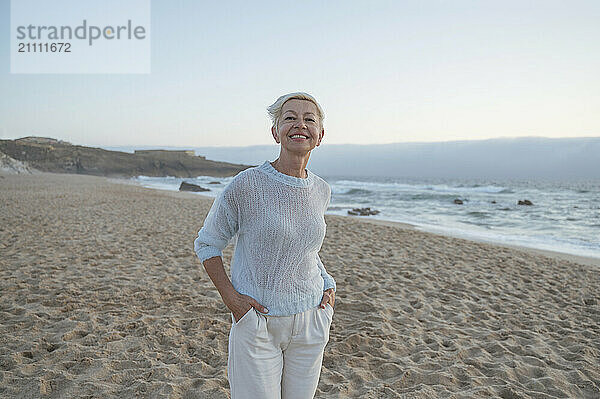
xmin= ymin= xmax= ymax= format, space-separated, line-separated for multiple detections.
xmin=193 ymin=184 xmax=239 ymax=264
xmin=317 ymin=253 xmax=336 ymax=292
xmin=318 ymin=182 xmax=336 ymax=292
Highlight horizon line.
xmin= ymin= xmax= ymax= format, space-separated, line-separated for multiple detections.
xmin=2 ymin=134 xmax=600 ymax=149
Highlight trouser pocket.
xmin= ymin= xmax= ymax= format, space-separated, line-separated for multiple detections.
xmin=325 ymin=302 xmax=334 ymax=320
xmin=231 ymin=307 xmax=254 ymax=326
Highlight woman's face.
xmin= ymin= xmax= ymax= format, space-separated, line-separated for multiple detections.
xmin=272 ymin=99 xmax=324 ymax=152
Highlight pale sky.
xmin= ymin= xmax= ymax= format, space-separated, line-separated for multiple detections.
xmin=0 ymin=0 xmax=598 ymax=147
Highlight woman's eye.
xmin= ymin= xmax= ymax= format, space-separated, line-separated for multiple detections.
xmin=307 ymin=118 xmax=315 ymax=122
xmin=285 ymin=116 xmax=295 ymax=120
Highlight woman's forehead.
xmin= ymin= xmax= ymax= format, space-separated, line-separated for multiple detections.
xmin=282 ymin=99 xmax=317 ymax=114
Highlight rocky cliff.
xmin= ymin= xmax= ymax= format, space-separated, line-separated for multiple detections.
xmin=0 ymin=137 xmax=252 ymax=178
xmin=0 ymin=151 xmax=36 ymax=174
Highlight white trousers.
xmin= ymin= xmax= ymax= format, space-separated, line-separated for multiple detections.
xmin=228 ymin=302 xmax=334 ymax=399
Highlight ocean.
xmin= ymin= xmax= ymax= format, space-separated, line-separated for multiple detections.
xmin=131 ymin=173 xmax=600 ymax=260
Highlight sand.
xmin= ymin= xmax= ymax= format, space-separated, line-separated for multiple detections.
xmin=1 ymin=172 xmax=598 ymax=398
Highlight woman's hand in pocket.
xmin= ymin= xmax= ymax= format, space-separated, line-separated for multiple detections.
xmin=225 ymin=291 xmax=268 ymax=322
xmin=319 ymin=288 xmax=335 ymax=309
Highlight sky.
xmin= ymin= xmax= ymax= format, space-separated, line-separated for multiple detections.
xmin=0 ymin=0 xmax=599 ymax=147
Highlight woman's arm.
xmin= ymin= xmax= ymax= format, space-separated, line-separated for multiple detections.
xmin=318 ymin=183 xmax=336 ymax=308
xmin=194 ymin=185 xmax=267 ymax=321
xmin=202 ymin=255 xmax=268 ymax=320
xmin=317 ymin=253 xmax=336 ymax=308
xmin=193 ymin=188 xmax=239 ymax=264
xmin=317 ymin=253 xmax=336 ymax=292
xmin=202 ymin=256 xmax=237 ymax=304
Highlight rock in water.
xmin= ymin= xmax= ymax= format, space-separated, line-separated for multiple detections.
xmin=347 ymin=207 xmax=381 ymax=216
xmin=179 ymin=182 xmax=210 ymax=192
xmin=518 ymin=199 xmax=533 ymax=206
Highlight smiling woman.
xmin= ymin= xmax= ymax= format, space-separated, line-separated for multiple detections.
xmin=193 ymin=92 xmax=336 ymax=398
xmin=268 ymin=92 xmax=325 ymax=134
xmin=281 ymin=105 xmax=318 ymax=144
xmin=267 ymin=92 xmax=326 ymax=178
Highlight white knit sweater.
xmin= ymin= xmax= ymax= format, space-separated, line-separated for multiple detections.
xmin=194 ymin=160 xmax=336 ymax=316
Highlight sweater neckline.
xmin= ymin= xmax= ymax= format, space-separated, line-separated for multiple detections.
xmin=258 ymin=160 xmax=315 ymax=187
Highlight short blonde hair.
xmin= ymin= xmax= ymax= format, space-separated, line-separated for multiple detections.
xmin=267 ymin=92 xmax=325 ymax=134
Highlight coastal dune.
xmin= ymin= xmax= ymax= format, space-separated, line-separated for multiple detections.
xmin=1 ymin=172 xmax=598 ymax=398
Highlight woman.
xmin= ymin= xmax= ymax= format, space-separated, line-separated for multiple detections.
xmin=194 ymin=92 xmax=336 ymax=399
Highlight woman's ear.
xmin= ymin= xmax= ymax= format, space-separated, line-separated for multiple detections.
xmin=271 ymin=125 xmax=280 ymax=144
xmin=317 ymin=128 xmax=325 ymax=146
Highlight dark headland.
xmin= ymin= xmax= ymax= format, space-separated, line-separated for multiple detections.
xmin=0 ymin=136 xmax=252 ymax=178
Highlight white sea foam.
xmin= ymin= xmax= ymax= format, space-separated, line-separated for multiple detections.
xmin=131 ymin=174 xmax=600 ymax=260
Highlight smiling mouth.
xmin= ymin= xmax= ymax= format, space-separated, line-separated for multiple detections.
xmin=289 ymin=134 xmax=309 ymax=140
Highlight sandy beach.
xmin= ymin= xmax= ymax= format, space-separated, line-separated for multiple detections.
xmin=1 ymin=171 xmax=598 ymax=398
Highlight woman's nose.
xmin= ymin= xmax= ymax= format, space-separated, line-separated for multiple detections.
xmin=294 ymin=119 xmax=308 ymax=128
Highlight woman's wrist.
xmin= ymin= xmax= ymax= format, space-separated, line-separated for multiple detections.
xmin=221 ymin=287 xmax=239 ymax=307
